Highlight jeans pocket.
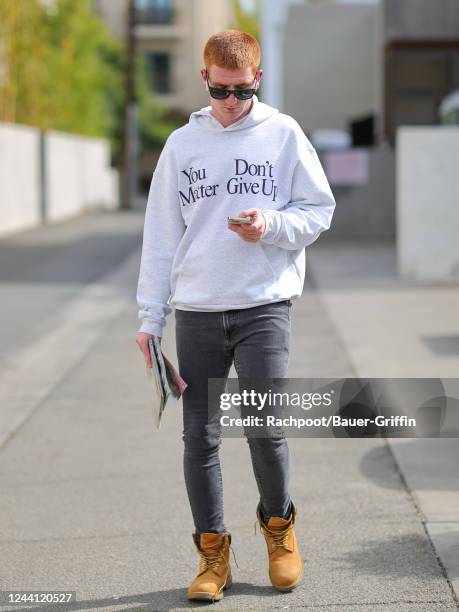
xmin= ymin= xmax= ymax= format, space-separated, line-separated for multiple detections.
xmin=286 ymin=299 xmax=292 ymax=325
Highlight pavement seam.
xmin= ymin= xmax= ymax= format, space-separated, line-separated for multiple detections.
xmin=383 ymin=439 xmax=459 ymax=610
xmin=304 ymin=270 xmax=360 ymax=378
xmin=0 ymin=246 xmax=141 ymax=452
xmin=0 ymin=297 xmax=134 ymax=453
xmin=307 ymin=261 xmax=459 ymax=610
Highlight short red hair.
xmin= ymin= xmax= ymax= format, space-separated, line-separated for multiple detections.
xmin=203 ymin=30 xmax=261 ymax=75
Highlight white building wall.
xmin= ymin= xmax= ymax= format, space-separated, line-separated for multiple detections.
xmin=260 ymin=0 xmax=304 ymax=110
xmin=0 ymin=123 xmax=41 ymax=237
xmin=46 ymin=132 xmax=83 ymax=222
xmin=397 ymin=127 xmax=459 ymax=280
xmin=0 ymin=123 xmax=118 ymax=238
xmin=46 ymin=131 xmax=119 ymax=223
xmin=283 ymin=3 xmax=382 ymax=131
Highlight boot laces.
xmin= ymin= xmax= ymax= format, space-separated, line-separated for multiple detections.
xmin=198 ymin=548 xmax=226 ymax=573
xmin=198 ymin=542 xmax=239 ymax=573
xmin=267 ymin=525 xmax=291 ymax=549
xmin=254 ymin=519 xmax=292 ymax=549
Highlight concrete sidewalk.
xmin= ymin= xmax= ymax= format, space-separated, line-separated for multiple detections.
xmin=307 ymin=239 xmax=459 ymax=606
xmin=0 ymin=214 xmax=457 ymax=611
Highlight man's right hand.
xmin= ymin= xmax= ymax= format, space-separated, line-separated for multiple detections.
xmin=136 ymin=332 xmax=162 ymax=368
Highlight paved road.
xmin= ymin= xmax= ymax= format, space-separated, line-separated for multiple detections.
xmin=0 ymin=209 xmax=457 ymax=611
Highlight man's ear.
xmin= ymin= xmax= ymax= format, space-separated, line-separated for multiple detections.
xmin=200 ymin=70 xmax=208 ymax=91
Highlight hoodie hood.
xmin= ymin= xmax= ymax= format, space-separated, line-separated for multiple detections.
xmin=188 ymin=94 xmax=279 ymax=132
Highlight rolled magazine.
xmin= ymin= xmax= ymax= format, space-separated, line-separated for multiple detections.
xmin=146 ymin=337 xmax=187 ymax=429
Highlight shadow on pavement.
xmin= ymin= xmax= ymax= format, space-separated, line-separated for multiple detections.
xmin=360 ymin=439 xmax=459 ymax=492
xmin=332 ymin=532 xmax=442 ymax=579
xmin=1 ymin=582 xmax=294 ymax=612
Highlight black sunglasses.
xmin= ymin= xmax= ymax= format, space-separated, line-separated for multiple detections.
xmin=205 ymin=71 xmax=259 ymax=101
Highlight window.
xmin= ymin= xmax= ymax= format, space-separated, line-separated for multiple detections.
xmin=147 ymin=52 xmax=172 ymax=94
xmin=135 ymin=0 xmax=173 ymax=25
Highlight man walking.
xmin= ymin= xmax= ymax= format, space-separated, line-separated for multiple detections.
xmin=136 ymin=30 xmax=335 ymax=602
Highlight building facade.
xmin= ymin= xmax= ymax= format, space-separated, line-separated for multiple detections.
xmin=383 ymin=0 xmax=459 ymax=144
xmin=94 ymin=0 xmax=234 ymax=114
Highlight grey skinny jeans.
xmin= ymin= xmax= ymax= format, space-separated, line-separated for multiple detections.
xmin=175 ymin=299 xmax=293 ymax=535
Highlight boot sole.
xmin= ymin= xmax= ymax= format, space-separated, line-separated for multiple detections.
xmin=187 ymin=574 xmax=232 ymax=601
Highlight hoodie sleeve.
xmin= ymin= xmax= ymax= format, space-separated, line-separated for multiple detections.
xmin=260 ymin=129 xmax=335 ymax=251
xmin=136 ymin=137 xmax=186 ymax=337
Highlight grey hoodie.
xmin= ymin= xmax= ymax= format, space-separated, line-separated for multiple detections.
xmin=136 ymin=95 xmax=335 ymax=336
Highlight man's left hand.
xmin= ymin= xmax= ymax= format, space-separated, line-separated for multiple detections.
xmin=228 ymin=208 xmax=266 ymax=243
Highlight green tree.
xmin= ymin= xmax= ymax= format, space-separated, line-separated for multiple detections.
xmin=0 ymin=0 xmax=50 ymax=125
xmin=136 ymin=52 xmax=185 ymax=151
xmin=0 ymin=0 xmax=182 ymax=166
xmin=231 ymin=0 xmax=260 ymax=40
xmin=0 ymin=0 xmax=124 ymax=159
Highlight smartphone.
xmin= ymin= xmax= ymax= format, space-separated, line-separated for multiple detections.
xmin=227 ymin=216 xmax=253 ymax=225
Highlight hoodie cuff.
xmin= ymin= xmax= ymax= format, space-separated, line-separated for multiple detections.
xmin=139 ymin=320 xmax=164 ymax=337
xmin=260 ymin=210 xmax=277 ymax=244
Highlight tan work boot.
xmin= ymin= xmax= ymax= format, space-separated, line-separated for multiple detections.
xmin=187 ymin=532 xmax=232 ymax=602
xmin=256 ymin=503 xmax=304 ymax=592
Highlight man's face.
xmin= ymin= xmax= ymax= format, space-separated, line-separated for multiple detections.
xmin=200 ymin=64 xmax=262 ymax=127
